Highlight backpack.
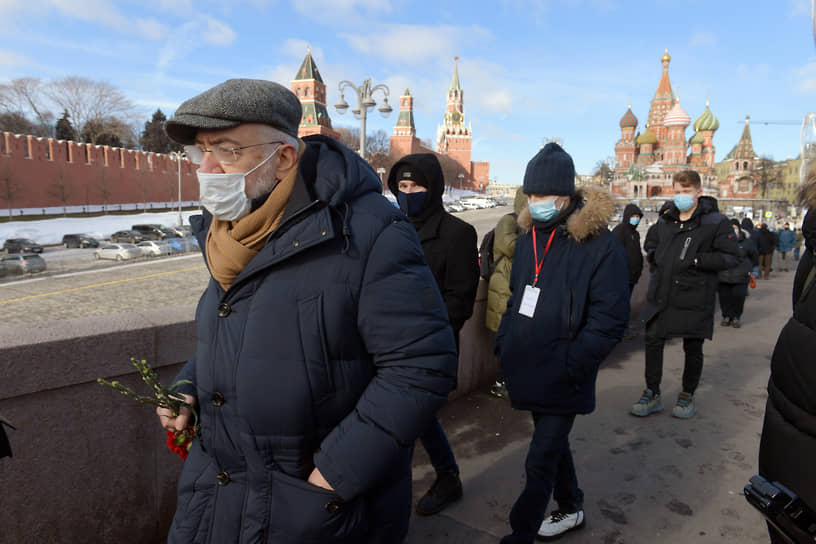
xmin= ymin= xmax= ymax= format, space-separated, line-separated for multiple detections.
xmin=479 ymin=212 xmax=517 ymax=280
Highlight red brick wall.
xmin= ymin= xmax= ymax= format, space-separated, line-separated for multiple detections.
xmin=0 ymin=132 xmax=198 ymax=209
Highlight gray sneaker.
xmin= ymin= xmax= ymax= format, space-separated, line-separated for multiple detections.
xmin=671 ymin=392 xmax=696 ymax=419
xmin=631 ymin=388 xmax=663 ymax=417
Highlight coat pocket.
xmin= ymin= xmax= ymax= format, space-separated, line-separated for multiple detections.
xmin=298 ymin=294 xmax=333 ymax=404
xmin=267 ymin=469 xmax=367 ymax=543
xmin=670 ymin=276 xmax=708 ymax=311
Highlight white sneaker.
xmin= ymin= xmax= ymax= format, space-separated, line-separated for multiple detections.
xmin=536 ymin=510 xmax=585 ymax=540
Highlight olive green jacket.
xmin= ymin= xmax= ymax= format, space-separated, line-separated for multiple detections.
xmin=486 ymin=187 xmax=527 ymax=332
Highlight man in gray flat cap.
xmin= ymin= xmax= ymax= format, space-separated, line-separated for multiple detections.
xmin=156 ymin=78 xmax=457 ymax=544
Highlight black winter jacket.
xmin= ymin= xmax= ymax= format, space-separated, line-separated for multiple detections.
xmin=758 ymin=226 xmax=777 ymax=255
xmin=387 ymin=154 xmax=479 ymax=332
xmin=168 ymin=136 xmax=457 ymax=544
xmin=718 ymin=229 xmax=757 ymax=284
xmin=495 ymin=188 xmax=629 ymax=415
xmin=641 ymin=196 xmax=739 ymax=339
xmin=612 ymin=203 xmax=644 ymax=286
xmin=759 ymin=206 xmax=816 ymax=511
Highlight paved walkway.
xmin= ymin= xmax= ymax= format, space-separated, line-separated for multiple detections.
xmin=407 ymin=269 xmax=796 ymax=543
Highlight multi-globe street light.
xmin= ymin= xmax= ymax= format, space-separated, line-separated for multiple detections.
xmin=168 ymin=150 xmax=186 ymax=226
xmin=334 ymin=78 xmax=392 ymax=158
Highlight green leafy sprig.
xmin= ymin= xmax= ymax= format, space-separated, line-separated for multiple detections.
xmin=98 ymin=357 xmax=199 ymax=431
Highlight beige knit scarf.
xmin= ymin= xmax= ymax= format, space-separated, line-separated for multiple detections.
xmin=206 ymin=142 xmax=304 ymax=290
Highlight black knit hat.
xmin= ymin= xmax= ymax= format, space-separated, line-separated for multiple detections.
xmin=394 ymin=164 xmax=430 ymax=189
xmin=522 ymin=143 xmax=575 ymax=196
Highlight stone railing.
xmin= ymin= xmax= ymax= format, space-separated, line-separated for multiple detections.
xmin=0 ymin=281 xmax=497 ymax=542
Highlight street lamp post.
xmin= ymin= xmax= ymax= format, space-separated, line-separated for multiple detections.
xmin=334 ymin=78 xmax=392 ymax=158
xmin=169 ymin=151 xmax=187 ymax=226
xmin=376 ymin=167 xmax=386 ymax=190
xmin=457 ymin=173 xmax=464 ymax=191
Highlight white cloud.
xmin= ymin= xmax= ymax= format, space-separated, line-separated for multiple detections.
xmin=202 ymin=16 xmax=237 ymax=46
xmin=794 ymin=62 xmax=816 ymax=92
xmin=737 ymin=63 xmax=770 ymax=80
xmin=0 ymin=49 xmax=27 ymax=65
xmin=689 ymin=31 xmax=717 ymax=48
xmin=339 ymin=24 xmax=493 ymax=65
xmin=48 ymin=0 xmax=169 ymax=40
xmin=791 ymin=0 xmax=810 ymax=16
xmin=294 ymin=0 xmax=393 ymax=17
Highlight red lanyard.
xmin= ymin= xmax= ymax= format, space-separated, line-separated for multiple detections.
xmin=532 ymin=227 xmax=557 ymax=286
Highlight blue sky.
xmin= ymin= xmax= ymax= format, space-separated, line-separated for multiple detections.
xmin=1 ymin=0 xmax=814 ymax=184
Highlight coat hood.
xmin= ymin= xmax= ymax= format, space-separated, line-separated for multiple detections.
xmin=386 ymin=153 xmax=445 ymax=211
xmin=304 ymin=135 xmax=383 ymax=207
xmin=513 ymin=186 xmax=527 ymax=215
xmin=741 ymin=217 xmax=754 ymax=231
xmin=518 ymin=186 xmax=615 ymax=243
xmin=622 ymin=203 xmax=643 ymax=222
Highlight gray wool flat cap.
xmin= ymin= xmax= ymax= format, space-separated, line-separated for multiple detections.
xmin=164 ymin=78 xmax=302 ymax=144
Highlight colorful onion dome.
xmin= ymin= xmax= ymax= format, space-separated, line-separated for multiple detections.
xmin=690 ymin=132 xmax=704 ymax=145
xmin=664 ymin=99 xmax=691 ymax=127
xmin=619 ymin=105 xmax=638 ymax=129
xmin=693 ymin=100 xmax=719 ymax=132
xmin=637 ymin=127 xmax=657 ymax=145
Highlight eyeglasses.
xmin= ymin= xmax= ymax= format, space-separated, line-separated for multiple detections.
xmin=183 ymin=141 xmax=283 ymax=165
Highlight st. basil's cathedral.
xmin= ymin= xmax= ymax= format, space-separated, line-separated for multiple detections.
xmin=612 ymin=50 xmax=758 ymax=200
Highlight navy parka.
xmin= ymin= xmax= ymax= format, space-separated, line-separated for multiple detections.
xmin=495 ymin=188 xmax=630 ymax=415
xmin=168 ymin=135 xmax=457 ymax=543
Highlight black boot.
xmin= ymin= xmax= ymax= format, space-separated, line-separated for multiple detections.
xmin=416 ymin=471 xmax=463 ymax=515
xmin=720 ymin=317 xmax=732 ymax=327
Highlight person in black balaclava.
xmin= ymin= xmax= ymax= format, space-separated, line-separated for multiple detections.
xmin=387 ymin=154 xmax=480 ymax=516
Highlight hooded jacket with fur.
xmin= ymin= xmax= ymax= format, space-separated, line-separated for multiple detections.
xmin=495 ymin=187 xmax=630 ymax=414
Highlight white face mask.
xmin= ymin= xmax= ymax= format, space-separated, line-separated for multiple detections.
xmin=196 ymin=146 xmax=281 ymax=221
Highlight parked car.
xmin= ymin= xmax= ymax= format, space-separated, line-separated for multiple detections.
xmin=165 ymin=225 xmax=191 ymax=238
xmin=1 ymin=253 xmax=46 ymax=274
xmin=132 ymin=224 xmax=175 ymax=240
xmin=3 ymin=238 xmax=44 ymax=253
xmin=62 ymin=234 xmax=100 ymax=248
xmin=163 ymin=237 xmax=200 ymax=253
xmin=95 ymin=243 xmax=142 ymax=261
xmin=110 ymin=230 xmax=147 ymax=244
xmin=137 ymin=240 xmax=173 ymax=257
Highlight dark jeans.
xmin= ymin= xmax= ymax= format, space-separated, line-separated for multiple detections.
xmin=644 ymin=323 xmax=704 ymax=395
xmin=502 ymin=413 xmax=583 ymax=544
xmin=760 ymin=253 xmax=773 ymax=279
xmin=718 ymin=282 xmax=748 ymax=319
xmin=418 ymin=325 xmax=460 ymax=476
xmin=419 ymin=418 xmax=459 ymax=475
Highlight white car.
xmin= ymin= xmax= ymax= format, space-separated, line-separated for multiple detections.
xmin=95 ymin=243 xmax=142 ymax=261
xmin=137 ymin=240 xmax=173 ymax=257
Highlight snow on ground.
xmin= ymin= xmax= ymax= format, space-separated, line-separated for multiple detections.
xmin=0 ymin=211 xmax=203 ymax=246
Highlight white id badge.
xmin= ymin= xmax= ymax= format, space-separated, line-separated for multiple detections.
xmin=519 ymin=285 xmax=540 ymax=318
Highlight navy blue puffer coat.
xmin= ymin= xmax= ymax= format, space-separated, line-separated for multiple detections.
xmin=495 ymin=188 xmax=630 ymax=415
xmin=168 ymin=135 xmax=457 ymax=543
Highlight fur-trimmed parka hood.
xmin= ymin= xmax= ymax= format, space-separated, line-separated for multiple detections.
xmin=517 ymin=186 xmax=616 ymax=243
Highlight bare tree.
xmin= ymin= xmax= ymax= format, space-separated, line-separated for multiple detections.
xmin=334 ymin=126 xmax=360 ymax=152
xmin=334 ymin=126 xmax=390 ymax=158
xmin=0 ymin=162 xmax=20 ymax=219
xmin=0 ymin=78 xmax=54 ymax=137
xmin=47 ymin=164 xmax=73 ymax=216
xmin=755 ymin=156 xmax=781 ymax=200
xmin=45 ymin=77 xmax=137 ymax=143
xmin=592 ymin=159 xmax=614 ymax=187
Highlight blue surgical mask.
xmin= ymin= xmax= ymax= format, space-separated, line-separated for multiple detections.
xmin=397 ymin=191 xmax=428 ymax=216
xmin=629 ymin=217 xmax=640 ymax=227
xmin=529 ymin=199 xmax=560 ymax=222
xmin=673 ymin=194 xmax=695 ymax=212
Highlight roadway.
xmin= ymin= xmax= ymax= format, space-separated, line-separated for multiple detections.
xmin=0 ymin=205 xmax=514 ymax=327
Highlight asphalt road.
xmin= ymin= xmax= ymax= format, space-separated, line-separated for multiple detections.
xmin=0 ymin=206 xmax=514 ymax=327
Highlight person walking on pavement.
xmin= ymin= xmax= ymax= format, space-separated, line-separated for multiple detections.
xmin=741 ymin=217 xmax=760 ymax=280
xmin=776 ymin=222 xmax=796 ymax=272
xmin=495 ymin=143 xmax=630 ymax=543
xmin=758 ymin=154 xmax=816 ymax=543
xmin=612 ymin=203 xmax=644 ymax=295
xmin=485 ymin=186 xmax=526 ymax=399
xmin=387 ymin=154 xmax=480 ymax=517
xmin=631 ymin=170 xmax=738 ymax=419
xmin=156 ymin=79 xmax=458 ymax=544
xmin=758 ymin=223 xmax=777 ymax=279
xmin=718 ymin=219 xmax=757 ymax=328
